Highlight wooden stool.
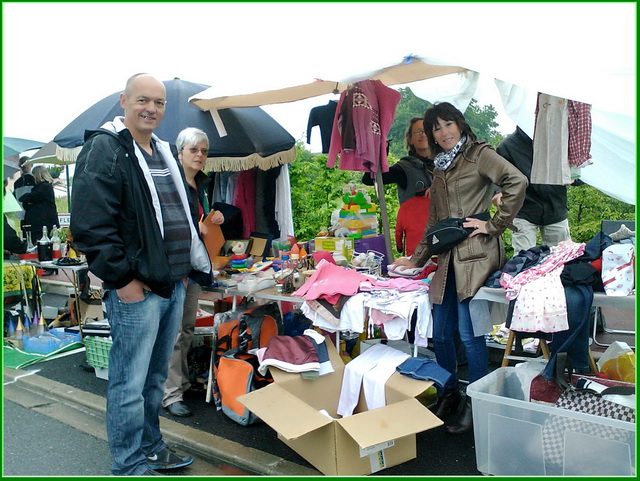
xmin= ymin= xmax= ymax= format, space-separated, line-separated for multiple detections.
xmin=501 ymin=330 xmax=551 ymax=367
xmin=501 ymin=329 xmax=598 ymax=373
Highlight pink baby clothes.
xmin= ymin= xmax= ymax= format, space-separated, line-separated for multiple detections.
xmin=509 ymin=266 xmax=569 ymax=333
xmin=501 ymin=240 xmax=585 ymax=300
xmin=293 ymin=258 xmax=369 ymax=303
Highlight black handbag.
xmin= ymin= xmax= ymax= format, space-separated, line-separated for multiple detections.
xmin=425 ymin=212 xmax=490 ymax=255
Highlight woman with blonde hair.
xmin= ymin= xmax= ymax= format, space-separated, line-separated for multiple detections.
xmin=18 ymin=165 xmax=59 ymax=237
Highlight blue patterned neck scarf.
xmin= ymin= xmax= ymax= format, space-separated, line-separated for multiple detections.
xmin=434 ymin=135 xmax=467 ymax=171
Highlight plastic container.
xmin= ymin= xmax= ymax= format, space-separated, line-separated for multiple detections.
xmin=467 ymin=367 xmax=635 ymax=476
xmin=22 ymin=329 xmax=82 ymax=354
xmin=84 ymin=336 xmax=112 ymax=370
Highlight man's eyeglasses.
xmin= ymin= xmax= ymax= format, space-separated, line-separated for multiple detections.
xmin=411 ymin=130 xmax=426 ymax=136
xmin=185 ymin=147 xmax=208 ymax=156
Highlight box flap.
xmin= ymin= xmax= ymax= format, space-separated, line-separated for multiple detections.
xmin=238 ymin=383 xmax=333 ymax=440
xmin=385 ymin=371 xmax=434 ymax=400
xmin=336 ymin=398 xmax=442 ymax=449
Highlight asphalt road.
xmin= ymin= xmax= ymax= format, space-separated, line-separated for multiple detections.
xmin=3 ymin=377 xmax=251 ymax=477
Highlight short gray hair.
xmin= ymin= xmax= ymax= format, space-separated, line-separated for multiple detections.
xmin=176 ymin=127 xmax=209 ymax=152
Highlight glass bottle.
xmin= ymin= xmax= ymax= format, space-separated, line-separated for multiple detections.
xmin=37 ymin=226 xmax=53 ymax=261
xmin=39 ymin=226 xmax=50 ymax=244
xmin=24 ymin=228 xmax=35 ymax=252
xmin=51 ymin=227 xmax=61 ymax=258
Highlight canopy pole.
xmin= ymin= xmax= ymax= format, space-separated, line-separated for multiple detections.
xmin=373 ymin=168 xmax=394 ymax=270
xmin=65 ymin=165 xmax=71 ymax=212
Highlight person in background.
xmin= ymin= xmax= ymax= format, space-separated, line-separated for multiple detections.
xmin=493 ymin=126 xmax=572 ymax=252
xmin=71 ymin=74 xmax=212 ymax=475
xmin=3 ymin=215 xmax=26 ymax=258
xmin=362 ymin=117 xmax=434 ymax=204
xmin=163 ymin=127 xmax=224 ymax=418
xmin=13 ymin=156 xmax=36 ymax=224
xmin=4 ymin=180 xmax=27 ymax=257
xmin=394 ymin=181 xmax=430 ymax=256
xmin=391 ymin=102 xmax=527 ymax=434
xmin=18 ymin=165 xmax=59 ymax=238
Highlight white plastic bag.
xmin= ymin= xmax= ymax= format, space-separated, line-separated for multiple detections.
xmin=596 ymin=340 xmax=633 ymax=371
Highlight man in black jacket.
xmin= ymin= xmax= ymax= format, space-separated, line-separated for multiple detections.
xmin=494 ymin=126 xmax=571 ymax=252
xmin=71 ymin=74 xmax=211 ymax=476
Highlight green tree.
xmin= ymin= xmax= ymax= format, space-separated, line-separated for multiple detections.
xmin=387 ymin=88 xmax=432 ymax=159
xmin=463 ymin=99 xmax=504 ymax=147
xmin=387 ymin=88 xmax=505 ymax=160
xmin=289 ymin=142 xmax=363 ymax=241
xmin=567 ymin=184 xmax=635 ymax=243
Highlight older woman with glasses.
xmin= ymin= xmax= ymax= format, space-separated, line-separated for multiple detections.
xmin=163 ymin=127 xmax=224 ymax=418
xmin=362 ymin=117 xmax=434 ymax=205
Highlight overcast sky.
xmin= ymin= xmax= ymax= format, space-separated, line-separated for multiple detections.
xmin=3 ymin=3 xmax=635 ymax=154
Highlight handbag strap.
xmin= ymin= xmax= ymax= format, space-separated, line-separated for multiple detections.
xmin=554 ymin=352 xmax=574 ymax=392
xmin=602 ymin=386 xmax=636 ymax=396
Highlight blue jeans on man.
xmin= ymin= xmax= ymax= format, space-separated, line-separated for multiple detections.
xmin=432 ymin=269 xmax=488 ymax=388
xmin=104 ymin=281 xmax=186 ymax=476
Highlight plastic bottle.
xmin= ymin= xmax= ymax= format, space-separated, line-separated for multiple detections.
xmin=36 ymin=315 xmax=46 ymax=335
xmin=23 ymin=316 xmax=31 ymax=338
xmin=289 ymin=250 xmax=303 ymax=287
xmin=15 ymin=318 xmax=24 ymax=340
xmin=7 ymin=318 xmax=16 ymax=338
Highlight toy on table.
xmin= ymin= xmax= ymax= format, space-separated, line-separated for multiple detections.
xmin=335 ymin=184 xmax=378 ymax=238
xmin=230 ymin=241 xmax=249 ymax=269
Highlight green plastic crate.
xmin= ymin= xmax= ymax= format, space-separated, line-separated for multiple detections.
xmin=84 ymin=336 xmax=112 ymax=369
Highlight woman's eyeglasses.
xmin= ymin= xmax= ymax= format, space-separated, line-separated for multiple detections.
xmin=185 ymin=147 xmax=208 ymax=155
xmin=411 ymin=130 xmax=426 ymax=136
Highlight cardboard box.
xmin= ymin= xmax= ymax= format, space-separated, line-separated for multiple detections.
xmin=68 ymin=297 xmax=104 ymax=324
xmin=314 ymin=237 xmax=354 ymax=259
xmin=238 ymin=339 xmax=442 ymax=475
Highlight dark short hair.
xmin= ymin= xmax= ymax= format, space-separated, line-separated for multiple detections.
xmin=423 ymin=102 xmax=476 ymax=154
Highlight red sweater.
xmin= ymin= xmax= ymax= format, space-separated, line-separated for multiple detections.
xmin=395 ymin=195 xmax=430 ymax=256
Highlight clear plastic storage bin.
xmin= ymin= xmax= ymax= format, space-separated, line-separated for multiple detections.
xmin=467 ymin=367 xmax=635 ymax=476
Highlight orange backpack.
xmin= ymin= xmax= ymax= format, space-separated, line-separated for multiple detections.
xmin=211 ymin=302 xmax=282 ymax=425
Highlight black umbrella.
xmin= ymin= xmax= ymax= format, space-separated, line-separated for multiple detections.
xmin=53 ymin=78 xmax=296 ymax=171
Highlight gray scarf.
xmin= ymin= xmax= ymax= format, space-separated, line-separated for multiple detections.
xmin=434 ymin=135 xmax=467 ymax=171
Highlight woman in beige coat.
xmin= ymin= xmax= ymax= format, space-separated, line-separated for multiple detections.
xmin=392 ymin=102 xmax=527 ymax=434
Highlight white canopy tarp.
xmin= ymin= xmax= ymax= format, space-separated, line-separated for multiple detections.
xmin=187 ymin=4 xmax=634 ymax=206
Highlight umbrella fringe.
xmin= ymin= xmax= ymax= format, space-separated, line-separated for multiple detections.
xmin=205 ymin=146 xmax=297 ymax=172
xmin=56 ymin=146 xmax=83 ymax=165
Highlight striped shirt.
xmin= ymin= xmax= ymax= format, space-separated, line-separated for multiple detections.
xmin=140 ymin=141 xmax=192 ymax=281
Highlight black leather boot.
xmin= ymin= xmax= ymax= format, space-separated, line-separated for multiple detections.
xmin=446 ymin=396 xmax=473 ymax=434
xmin=430 ymin=388 xmax=462 ymax=418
